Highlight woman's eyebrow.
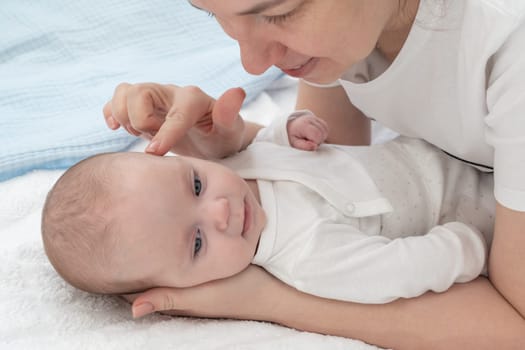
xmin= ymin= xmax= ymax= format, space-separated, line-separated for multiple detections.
xmin=187 ymin=0 xmax=289 ymax=16
xmin=236 ymin=0 xmax=288 ymax=16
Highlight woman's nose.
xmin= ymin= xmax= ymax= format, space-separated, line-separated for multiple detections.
xmin=206 ymin=197 xmax=230 ymax=232
xmin=238 ymin=39 xmax=285 ymax=75
xmin=217 ymin=16 xmax=285 ymax=75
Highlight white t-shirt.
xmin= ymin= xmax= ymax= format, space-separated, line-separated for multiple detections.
xmin=308 ymin=0 xmax=525 ymax=211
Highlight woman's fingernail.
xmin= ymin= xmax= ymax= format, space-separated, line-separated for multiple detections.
xmin=132 ymin=302 xmax=155 ymax=319
xmin=146 ymin=140 xmax=159 ymax=153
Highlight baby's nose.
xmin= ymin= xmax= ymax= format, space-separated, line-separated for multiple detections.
xmin=209 ymin=197 xmax=230 ymax=232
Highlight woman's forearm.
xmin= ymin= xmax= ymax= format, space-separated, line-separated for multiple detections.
xmin=490 ymin=203 xmax=525 ymax=317
xmin=267 ymin=277 xmax=525 ymax=350
xmin=130 ymin=266 xmax=525 ymax=349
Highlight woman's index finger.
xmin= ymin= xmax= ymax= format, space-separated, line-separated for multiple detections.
xmin=145 ymin=88 xmax=212 ymax=155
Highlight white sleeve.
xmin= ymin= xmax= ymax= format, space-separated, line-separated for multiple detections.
xmin=254 ymin=110 xmax=317 ymax=146
xmin=290 ymin=222 xmax=487 ymax=304
xmin=485 ymin=19 xmax=525 ymax=211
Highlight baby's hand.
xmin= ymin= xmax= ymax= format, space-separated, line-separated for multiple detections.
xmin=287 ymin=112 xmax=329 ymax=151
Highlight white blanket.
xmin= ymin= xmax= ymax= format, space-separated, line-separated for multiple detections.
xmin=0 ymin=77 xmax=387 ymax=350
xmin=0 ymin=0 xmax=283 ymax=181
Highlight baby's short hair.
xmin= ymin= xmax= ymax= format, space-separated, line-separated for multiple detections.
xmin=41 ymin=153 xmax=152 ymax=295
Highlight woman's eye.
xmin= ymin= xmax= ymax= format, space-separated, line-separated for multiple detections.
xmin=262 ymin=13 xmax=292 ymax=25
xmin=261 ymin=5 xmax=301 ymax=25
xmin=194 ymin=173 xmax=202 ymax=196
xmin=194 ymin=229 xmax=202 ymax=256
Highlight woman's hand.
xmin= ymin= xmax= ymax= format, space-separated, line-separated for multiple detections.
xmin=125 ymin=265 xmax=288 ymax=321
xmin=123 ymin=270 xmax=525 ymax=349
xmin=103 ymin=83 xmax=247 ymax=159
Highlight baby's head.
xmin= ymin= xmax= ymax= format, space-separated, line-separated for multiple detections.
xmin=42 ymin=152 xmax=265 ymax=295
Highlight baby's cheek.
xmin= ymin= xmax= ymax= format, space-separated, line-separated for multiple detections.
xmin=210 ymin=248 xmax=250 ymax=280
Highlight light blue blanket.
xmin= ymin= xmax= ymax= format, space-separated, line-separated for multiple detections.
xmin=0 ymin=0 xmax=283 ymax=181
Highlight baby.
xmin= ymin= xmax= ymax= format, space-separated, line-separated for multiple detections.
xmin=42 ymin=111 xmax=494 ymax=304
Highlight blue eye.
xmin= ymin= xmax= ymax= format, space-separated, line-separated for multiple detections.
xmin=194 ymin=173 xmax=202 ymax=196
xmin=194 ymin=229 xmax=202 ymax=256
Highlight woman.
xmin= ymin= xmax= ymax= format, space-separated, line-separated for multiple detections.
xmin=103 ymin=1 xmax=525 ymax=348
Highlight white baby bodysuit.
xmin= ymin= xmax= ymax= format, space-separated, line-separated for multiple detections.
xmin=220 ymin=111 xmax=494 ymax=303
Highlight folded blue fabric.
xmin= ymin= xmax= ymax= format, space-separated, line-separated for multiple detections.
xmin=0 ymin=0 xmax=283 ymax=181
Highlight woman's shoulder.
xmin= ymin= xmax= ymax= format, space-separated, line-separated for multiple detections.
xmin=469 ymin=0 xmax=525 ymax=20
xmin=461 ymin=0 xmax=524 ymax=52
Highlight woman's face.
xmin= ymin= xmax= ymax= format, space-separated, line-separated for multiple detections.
xmin=190 ymin=0 xmax=401 ymax=83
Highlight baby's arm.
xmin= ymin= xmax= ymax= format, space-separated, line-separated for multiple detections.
xmin=254 ymin=110 xmax=328 ymax=150
xmin=284 ymin=221 xmax=487 ymax=304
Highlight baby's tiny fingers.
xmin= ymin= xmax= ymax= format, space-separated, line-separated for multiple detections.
xmin=304 ymin=123 xmax=326 ymax=144
xmin=291 ymin=138 xmax=318 ymax=151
